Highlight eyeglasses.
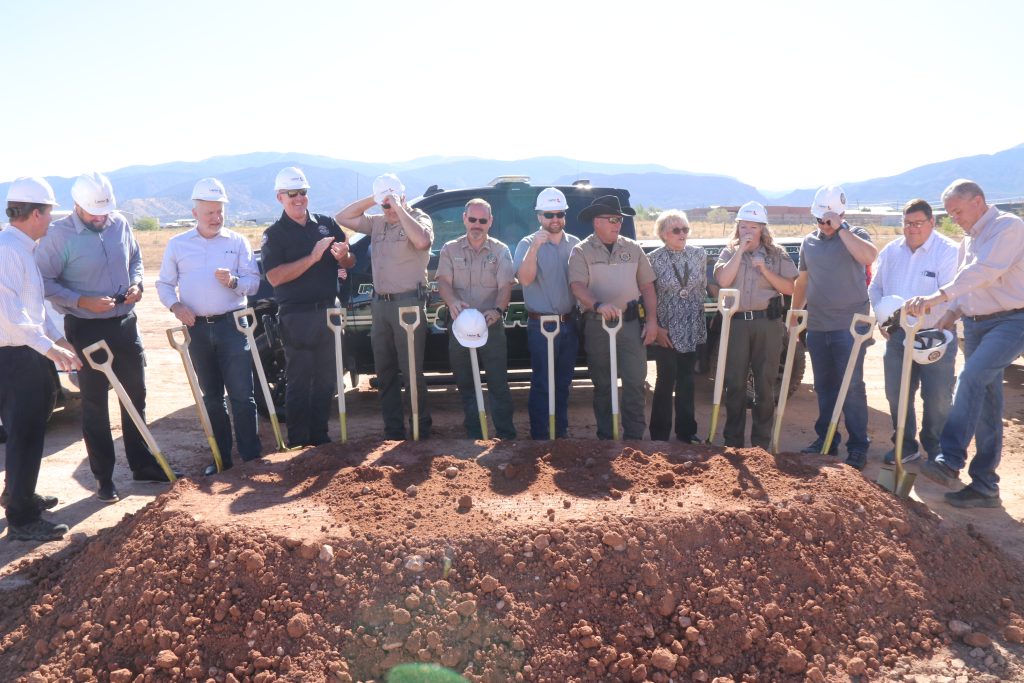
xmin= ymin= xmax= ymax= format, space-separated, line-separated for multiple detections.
xmin=466 ymin=217 xmax=490 ymax=224
xmin=597 ymin=215 xmax=624 ymax=224
xmin=904 ymin=219 xmax=931 ymax=229
xmin=542 ymin=212 xmax=566 ymax=219
xmin=668 ymin=226 xmax=689 ymax=235
xmin=815 ymin=218 xmax=831 ymax=226
xmin=381 ymin=203 xmax=392 ymax=210
xmin=281 ymin=189 xmax=307 ymax=198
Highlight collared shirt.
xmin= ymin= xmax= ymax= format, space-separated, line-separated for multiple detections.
xmin=156 ymin=227 xmax=261 ymax=316
xmin=798 ymin=223 xmax=872 ymax=332
xmin=350 ymin=209 xmax=433 ymax=294
xmin=941 ymin=206 xmax=1024 ymax=317
xmin=568 ymin=234 xmax=656 ymax=310
xmin=714 ymin=244 xmax=798 ymax=312
xmin=868 ymin=230 xmax=960 ymax=328
xmin=0 ymin=226 xmax=62 ymax=355
xmin=513 ymin=231 xmax=580 ymax=315
xmin=260 ymin=211 xmax=347 ymax=306
xmin=649 ymin=244 xmax=708 ymax=353
xmin=35 ymin=211 xmax=144 ymax=319
xmin=436 ymin=234 xmax=514 ymax=311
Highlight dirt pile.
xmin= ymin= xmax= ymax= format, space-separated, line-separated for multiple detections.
xmin=0 ymin=440 xmax=1022 ymax=682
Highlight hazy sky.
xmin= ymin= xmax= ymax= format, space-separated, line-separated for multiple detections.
xmin=2 ymin=0 xmax=1021 ymax=190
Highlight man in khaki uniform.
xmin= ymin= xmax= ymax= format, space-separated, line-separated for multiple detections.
xmin=336 ymin=173 xmax=433 ymax=439
xmin=569 ymin=195 xmax=657 ymax=439
xmin=436 ymin=199 xmax=516 ymax=439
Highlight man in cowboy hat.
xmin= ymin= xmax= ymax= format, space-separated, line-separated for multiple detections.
xmin=568 ymin=195 xmax=657 ymax=440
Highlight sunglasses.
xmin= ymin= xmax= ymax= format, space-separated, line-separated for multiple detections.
xmin=598 ymin=216 xmax=624 ymax=224
xmin=815 ymin=218 xmax=832 ymax=226
xmin=282 ymin=189 xmax=307 ymax=198
xmin=668 ymin=226 xmax=690 ymax=235
xmin=542 ymin=211 xmax=566 ymax=219
xmin=381 ymin=202 xmax=392 ymax=210
xmin=467 ymin=217 xmax=490 ymax=224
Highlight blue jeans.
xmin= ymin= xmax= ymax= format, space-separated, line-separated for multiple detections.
xmin=526 ymin=317 xmax=579 ymax=439
xmin=937 ymin=310 xmax=1024 ymax=496
xmin=806 ymin=328 xmax=870 ymax=452
xmin=883 ymin=328 xmax=956 ymax=459
xmin=188 ymin=317 xmax=262 ymax=464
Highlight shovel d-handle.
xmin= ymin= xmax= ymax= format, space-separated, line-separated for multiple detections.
xmin=233 ymin=307 xmax=286 ymax=452
xmin=398 ymin=305 xmax=422 ymax=441
xmin=770 ymin=308 xmax=808 ymax=454
xmin=82 ymin=340 xmax=176 ymax=483
xmin=601 ymin=314 xmax=623 ymax=439
xmin=326 ymin=307 xmax=348 ymax=443
xmin=166 ymin=325 xmax=224 ymax=472
xmin=821 ymin=312 xmax=875 ymax=454
xmin=539 ymin=315 xmax=561 ymax=440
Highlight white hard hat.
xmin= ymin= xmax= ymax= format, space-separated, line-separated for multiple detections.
xmin=6 ymin=176 xmax=58 ymax=205
xmin=274 ymin=166 xmax=310 ymax=192
xmin=373 ymin=173 xmax=405 ymax=204
xmin=913 ymin=328 xmax=954 ymax=365
xmin=71 ymin=172 xmax=116 ymax=215
xmin=875 ymin=295 xmax=906 ymax=327
xmin=535 ymin=187 xmax=568 ymax=212
xmin=452 ymin=308 xmax=488 ymax=348
xmin=191 ymin=177 xmax=229 ymax=203
xmin=736 ymin=201 xmax=768 ymax=224
xmin=811 ymin=185 xmax=846 ymax=219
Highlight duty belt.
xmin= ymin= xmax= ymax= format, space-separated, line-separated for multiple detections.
xmin=527 ymin=312 xmax=572 ymax=322
xmin=736 ymin=309 xmax=770 ymax=321
xmin=374 ymin=290 xmax=419 ymax=302
xmin=277 ymin=300 xmax=336 ymax=313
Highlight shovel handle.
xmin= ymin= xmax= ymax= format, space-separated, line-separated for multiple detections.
xmin=233 ymin=307 xmax=256 ymax=333
xmin=166 ymin=325 xmax=191 ymax=351
xmin=849 ymin=312 xmax=875 ymax=341
xmin=785 ymin=308 xmax=808 ymax=333
xmin=166 ymin=325 xmax=224 ymax=472
xmin=326 ymin=308 xmax=348 ymax=443
xmin=601 ymin=314 xmax=623 ymax=335
xmin=326 ymin=307 xmax=347 ymax=332
xmin=233 ymin=307 xmax=286 ymax=451
xmin=399 ymin=305 xmax=422 ymax=331
xmin=771 ymin=309 xmax=807 ymax=454
xmin=717 ymin=288 xmax=740 ymax=316
xmin=822 ymin=313 xmax=876 ymax=454
xmin=398 ymin=305 xmax=421 ymax=440
xmin=539 ymin=315 xmax=560 ymax=439
xmin=83 ymin=339 xmax=115 ymax=373
xmin=539 ymin=315 xmax=561 ymax=340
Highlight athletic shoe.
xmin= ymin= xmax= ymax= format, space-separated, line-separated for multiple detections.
xmin=800 ymin=439 xmax=838 ymax=456
xmin=132 ymin=468 xmax=181 ymax=483
xmin=945 ymin=487 xmax=1001 ymax=509
xmin=883 ymin=448 xmax=921 ymax=465
xmin=919 ymin=459 xmax=960 ymax=489
xmin=203 ymin=463 xmax=233 ymax=476
xmin=97 ymin=481 xmax=120 ymax=503
xmin=844 ymin=451 xmax=868 ymax=471
xmin=7 ymin=518 xmax=69 ymax=542
xmin=0 ymin=491 xmax=58 ymax=511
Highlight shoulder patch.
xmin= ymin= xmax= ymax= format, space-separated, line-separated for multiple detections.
xmin=318 ymin=225 xmax=330 ymax=236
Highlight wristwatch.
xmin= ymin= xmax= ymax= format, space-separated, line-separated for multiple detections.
xmin=229 ymin=275 xmax=239 ymax=289
xmin=493 ymin=306 xmax=506 ymax=318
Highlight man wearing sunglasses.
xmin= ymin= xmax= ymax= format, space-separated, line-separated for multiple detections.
xmin=791 ymin=185 xmax=878 ymax=469
xmin=513 ymin=188 xmax=581 ymax=439
xmin=336 ymin=173 xmax=434 ymax=440
xmin=436 ymin=198 xmax=516 ymax=439
xmin=569 ymin=194 xmax=658 ymax=440
xmin=261 ymin=166 xmax=356 ymax=448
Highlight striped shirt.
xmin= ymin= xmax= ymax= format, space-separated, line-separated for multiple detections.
xmin=156 ymin=227 xmax=260 ymax=316
xmin=0 ymin=226 xmax=62 ymax=355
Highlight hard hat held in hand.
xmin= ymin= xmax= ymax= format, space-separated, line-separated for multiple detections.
xmin=6 ymin=176 xmax=58 ymax=205
xmin=913 ymin=328 xmax=954 ymax=365
xmin=736 ymin=201 xmax=768 ymax=224
xmin=274 ymin=166 xmax=310 ymax=192
xmin=452 ymin=308 xmax=489 ymax=348
xmin=875 ymin=295 xmax=906 ymax=328
xmin=373 ymin=173 xmax=405 ymax=205
xmin=811 ymin=185 xmax=846 ymax=219
xmin=72 ymin=172 xmax=116 ymax=215
xmin=535 ymin=187 xmax=568 ymax=212
xmin=191 ymin=177 xmax=229 ymax=203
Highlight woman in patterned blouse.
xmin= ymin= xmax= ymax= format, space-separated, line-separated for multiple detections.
xmin=647 ymin=210 xmax=708 ymax=441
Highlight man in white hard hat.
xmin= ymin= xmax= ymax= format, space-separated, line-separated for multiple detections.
xmin=437 ymin=198 xmax=516 ymax=439
xmin=1 ymin=178 xmax=81 ymax=541
xmin=261 ymin=167 xmax=355 ymax=448
xmin=906 ymin=179 xmax=1024 ymax=508
xmin=156 ymin=178 xmax=263 ymax=475
xmin=791 ymin=185 xmax=878 ymax=469
xmin=513 ymin=188 xmax=581 ymax=439
xmin=868 ymin=198 xmax=959 ymax=467
xmin=336 ymin=173 xmax=434 ymax=439
xmin=36 ymin=172 xmax=174 ymax=502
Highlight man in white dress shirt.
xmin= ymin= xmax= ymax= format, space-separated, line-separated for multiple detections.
xmin=156 ymin=178 xmax=262 ymax=475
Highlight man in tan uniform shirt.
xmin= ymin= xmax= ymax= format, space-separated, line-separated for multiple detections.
xmin=569 ymin=195 xmax=657 ymax=439
xmin=336 ymin=174 xmax=434 ymax=439
xmin=436 ymin=199 xmax=516 ymax=439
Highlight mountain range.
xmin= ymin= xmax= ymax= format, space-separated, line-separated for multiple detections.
xmin=3 ymin=145 xmax=1023 ymax=221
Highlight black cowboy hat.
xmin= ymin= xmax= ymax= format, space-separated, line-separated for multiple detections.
xmin=577 ymin=194 xmax=637 ymax=223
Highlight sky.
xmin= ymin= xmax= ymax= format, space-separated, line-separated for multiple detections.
xmin=2 ymin=0 xmax=1022 ymax=191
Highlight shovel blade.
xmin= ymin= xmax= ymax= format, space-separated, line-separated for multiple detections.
xmin=876 ymin=465 xmax=897 ymax=493
xmin=895 ymin=472 xmax=917 ymax=498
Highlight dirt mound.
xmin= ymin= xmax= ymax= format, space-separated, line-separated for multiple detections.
xmin=1 ymin=440 xmax=1022 ymax=682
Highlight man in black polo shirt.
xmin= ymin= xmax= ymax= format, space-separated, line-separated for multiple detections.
xmin=260 ymin=167 xmax=355 ymax=448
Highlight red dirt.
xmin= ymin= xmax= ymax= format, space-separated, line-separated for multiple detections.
xmin=1 ymin=440 xmax=1022 ymax=682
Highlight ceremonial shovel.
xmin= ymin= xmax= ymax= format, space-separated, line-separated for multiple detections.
xmin=468 ymin=343 xmax=489 ymax=440
xmin=398 ymin=305 xmax=422 ymax=441
xmin=326 ymin=307 xmax=348 ymax=443
xmin=706 ymin=288 xmax=740 ymax=444
xmin=602 ymin=314 xmax=623 ymax=440
xmin=539 ymin=315 xmax=562 ymax=440
xmin=233 ymin=308 xmax=286 ymax=452
xmin=771 ymin=308 xmax=808 ymax=455
xmin=166 ymin=326 xmax=224 ymax=472
xmin=877 ymin=307 xmax=921 ymax=497
xmin=82 ymin=340 xmax=176 ymax=482
xmin=821 ymin=312 xmax=875 ymax=455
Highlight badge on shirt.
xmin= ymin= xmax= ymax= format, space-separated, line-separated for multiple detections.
xmin=398 ymin=229 xmax=406 ymax=238
xmin=486 ymin=253 xmax=497 ymax=264
xmin=318 ymin=225 xmax=330 ymax=236
xmin=619 ymin=252 xmax=632 ymax=262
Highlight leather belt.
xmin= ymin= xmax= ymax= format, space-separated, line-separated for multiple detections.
xmin=374 ymin=290 xmax=419 ymax=302
xmin=736 ymin=309 xmax=770 ymax=321
xmin=193 ymin=312 xmax=233 ymax=324
xmin=967 ymin=306 xmax=1024 ymax=322
xmin=278 ymin=300 xmax=336 ymax=313
xmin=528 ymin=312 xmax=572 ymax=322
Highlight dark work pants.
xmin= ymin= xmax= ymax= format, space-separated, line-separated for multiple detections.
xmin=449 ymin=322 xmax=516 ymax=439
xmin=64 ymin=313 xmax=157 ymax=483
xmin=649 ymin=346 xmax=698 ymax=441
xmin=187 ymin=317 xmax=262 ymax=464
xmin=583 ymin=316 xmax=648 ymax=440
xmin=0 ymin=347 xmax=50 ymax=527
xmin=723 ymin=317 xmax=784 ymax=449
xmin=370 ymin=298 xmax=432 ymax=439
xmin=278 ymin=308 xmax=335 ymax=447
